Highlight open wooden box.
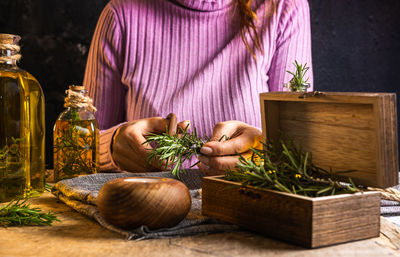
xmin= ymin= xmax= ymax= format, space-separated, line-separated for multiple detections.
xmin=202 ymin=92 xmax=398 ymax=248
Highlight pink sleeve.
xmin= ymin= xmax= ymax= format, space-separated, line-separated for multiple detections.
xmin=268 ymin=0 xmax=313 ymax=92
xmin=83 ymin=3 xmax=126 ymax=130
xmin=99 ymin=125 xmax=122 ymax=172
xmin=83 ymin=4 xmax=126 ymax=171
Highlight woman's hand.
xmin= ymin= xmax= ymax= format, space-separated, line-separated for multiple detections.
xmin=197 ymin=121 xmax=262 ymax=175
xmin=111 ymin=115 xmax=189 ymax=172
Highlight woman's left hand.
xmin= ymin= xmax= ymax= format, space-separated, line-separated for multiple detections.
xmin=197 ymin=121 xmax=262 ymax=175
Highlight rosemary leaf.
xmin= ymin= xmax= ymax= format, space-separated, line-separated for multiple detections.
xmin=0 ymin=198 xmax=60 ymax=227
xmin=144 ymin=125 xmax=206 ymax=177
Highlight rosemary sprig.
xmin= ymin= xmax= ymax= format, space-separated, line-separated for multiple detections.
xmin=45 ymin=183 xmax=53 ymax=192
xmin=0 ymin=196 xmax=60 ymax=227
xmin=144 ymin=125 xmax=206 ymax=177
xmin=283 ymin=60 xmax=311 ymax=92
xmin=226 ymin=139 xmax=360 ymax=197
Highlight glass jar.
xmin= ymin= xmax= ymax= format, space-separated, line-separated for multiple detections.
xmin=53 ymin=85 xmax=99 ymax=181
xmin=0 ymin=33 xmax=45 ymax=202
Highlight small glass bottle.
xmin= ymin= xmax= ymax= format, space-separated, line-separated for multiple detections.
xmin=0 ymin=33 xmax=45 ymax=202
xmin=53 ymin=85 xmax=99 ymax=181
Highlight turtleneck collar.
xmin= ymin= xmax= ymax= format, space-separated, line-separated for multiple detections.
xmin=170 ymin=0 xmax=234 ymax=12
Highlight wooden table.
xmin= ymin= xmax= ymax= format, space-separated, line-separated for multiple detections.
xmin=1 ymin=192 xmax=400 ymax=257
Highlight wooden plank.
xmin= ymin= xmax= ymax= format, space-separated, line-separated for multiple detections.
xmin=374 ymin=94 xmax=398 ymax=187
xmin=278 ymin=118 xmax=377 ymax=185
xmin=278 ymin=102 xmax=375 ymax=131
xmin=260 ymin=92 xmax=391 ymax=104
xmin=202 ymin=176 xmax=313 ymax=247
xmin=262 ymin=101 xmax=280 ymax=143
xmin=311 ymin=192 xmax=381 ymax=247
xmin=202 ymin=177 xmax=381 ymax=248
xmin=260 ymin=92 xmax=398 ymax=188
xmin=380 ymin=217 xmax=400 ymax=250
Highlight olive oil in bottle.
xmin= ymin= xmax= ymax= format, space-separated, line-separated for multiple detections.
xmin=53 ymin=85 xmax=99 ymax=181
xmin=0 ymin=33 xmax=45 ymax=202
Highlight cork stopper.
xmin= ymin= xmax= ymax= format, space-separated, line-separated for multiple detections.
xmin=0 ymin=33 xmax=21 ymax=45
xmin=0 ymin=33 xmax=22 ymax=63
xmin=69 ymin=85 xmax=85 ymax=91
xmin=64 ymin=85 xmax=96 ymax=112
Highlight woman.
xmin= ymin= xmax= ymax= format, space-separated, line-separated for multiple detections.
xmin=83 ymin=0 xmax=313 ymax=174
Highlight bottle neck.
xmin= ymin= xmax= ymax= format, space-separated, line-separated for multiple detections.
xmin=0 ymin=49 xmax=19 ymax=66
xmin=64 ymin=88 xmax=97 ymax=113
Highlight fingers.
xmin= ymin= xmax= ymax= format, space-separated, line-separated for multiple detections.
xmin=112 ymin=115 xmax=191 ymax=172
xmin=201 ymin=122 xmax=262 ymax=156
xmin=118 ymin=122 xmax=152 ymax=156
xmin=138 ymin=116 xmax=172 ymax=134
xmin=177 ymin=120 xmax=190 ymax=132
xmin=198 ymin=150 xmax=253 ymax=172
xmin=112 ymin=141 xmax=159 ymax=172
xmin=198 ymin=121 xmax=262 ymax=174
xmin=126 ymin=115 xmax=189 ymax=136
xmin=208 ymin=121 xmax=242 ymax=142
xmin=201 ymin=135 xmax=258 ymax=156
xmin=166 ymin=113 xmax=177 ymax=135
xmin=121 ymin=117 xmax=172 ymax=150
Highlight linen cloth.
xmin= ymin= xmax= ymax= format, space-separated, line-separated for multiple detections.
xmin=51 ymin=170 xmax=238 ymax=240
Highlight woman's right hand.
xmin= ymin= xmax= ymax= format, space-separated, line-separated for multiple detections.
xmin=111 ymin=115 xmax=189 ymax=172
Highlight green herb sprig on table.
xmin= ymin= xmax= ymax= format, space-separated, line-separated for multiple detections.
xmin=283 ymin=60 xmax=311 ymax=92
xmin=144 ymin=125 xmax=206 ymax=177
xmin=226 ymin=139 xmax=360 ymax=197
xmin=45 ymin=183 xmax=53 ymax=192
xmin=0 ymin=196 xmax=60 ymax=227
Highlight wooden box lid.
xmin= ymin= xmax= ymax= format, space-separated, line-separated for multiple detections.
xmin=260 ymin=92 xmax=398 ymax=188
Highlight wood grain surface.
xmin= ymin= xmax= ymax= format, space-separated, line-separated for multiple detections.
xmin=259 ymin=92 xmax=398 ymax=188
xmin=202 ymin=176 xmax=381 ymax=248
xmin=0 ymin=192 xmax=398 ymax=257
xmin=97 ymin=177 xmax=191 ymax=230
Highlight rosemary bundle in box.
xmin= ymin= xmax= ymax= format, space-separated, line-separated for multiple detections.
xmin=226 ymin=139 xmax=360 ymax=197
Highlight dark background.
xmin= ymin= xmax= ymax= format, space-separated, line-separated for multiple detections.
xmin=0 ymin=0 xmax=399 ymax=168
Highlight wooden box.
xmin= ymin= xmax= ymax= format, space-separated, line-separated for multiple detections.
xmin=202 ymin=92 xmax=398 ymax=248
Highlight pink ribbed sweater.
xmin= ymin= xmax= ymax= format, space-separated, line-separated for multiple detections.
xmin=83 ymin=0 xmax=313 ymax=171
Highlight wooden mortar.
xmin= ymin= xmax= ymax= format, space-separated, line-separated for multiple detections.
xmin=97 ymin=177 xmax=191 ymax=230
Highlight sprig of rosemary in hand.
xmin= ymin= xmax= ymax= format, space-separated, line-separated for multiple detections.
xmin=226 ymin=139 xmax=360 ymax=197
xmin=283 ymin=60 xmax=311 ymax=92
xmin=144 ymin=125 xmax=206 ymax=177
xmin=0 ymin=197 xmax=60 ymax=227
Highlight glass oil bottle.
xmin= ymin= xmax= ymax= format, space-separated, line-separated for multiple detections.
xmin=53 ymin=85 xmax=99 ymax=181
xmin=0 ymin=33 xmax=45 ymax=202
